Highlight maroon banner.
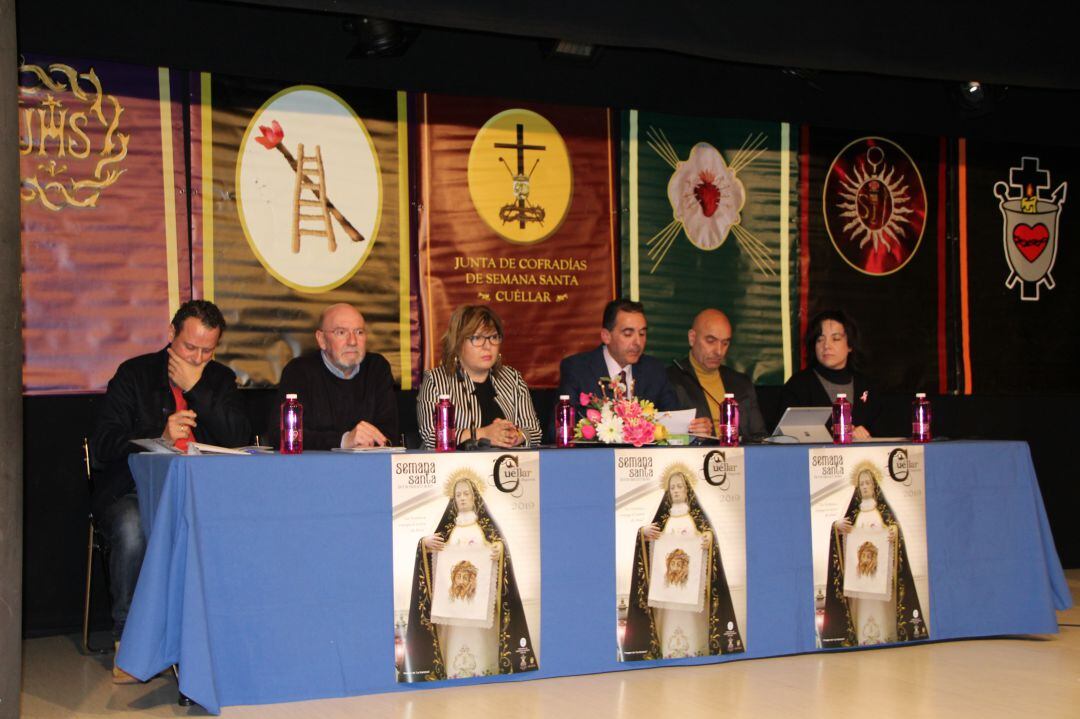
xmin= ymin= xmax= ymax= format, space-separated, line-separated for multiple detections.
xmin=19 ymin=56 xmax=189 ymax=393
xmin=418 ymin=94 xmax=617 ymax=388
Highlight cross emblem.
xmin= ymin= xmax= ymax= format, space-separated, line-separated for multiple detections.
xmin=1008 ymin=157 xmax=1051 ymax=198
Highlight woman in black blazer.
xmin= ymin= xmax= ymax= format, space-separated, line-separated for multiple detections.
xmin=779 ymin=310 xmax=881 ymax=438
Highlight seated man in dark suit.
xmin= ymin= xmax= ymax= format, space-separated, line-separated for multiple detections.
xmin=558 ymin=299 xmax=678 ymax=410
xmin=91 ymin=300 xmax=251 ymax=682
xmin=667 ymin=308 xmax=766 ymax=440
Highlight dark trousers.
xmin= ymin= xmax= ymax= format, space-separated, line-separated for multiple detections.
xmin=96 ymin=493 xmax=146 ymax=640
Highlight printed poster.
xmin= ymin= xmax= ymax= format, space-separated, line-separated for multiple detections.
xmin=392 ymin=452 xmax=540 ymax=682
xmin=615 ymin=447 xmax=747 ymax=661
xmin=809 ymin=445 xmax=931 ymax=648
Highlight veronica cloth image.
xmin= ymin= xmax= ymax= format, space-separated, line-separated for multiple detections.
xmin=392 ymin=453 xmax=541 ymax=682
xmin=809 ymin=446 xmax=931 ymax=648
xmin=615 ymin=447 xmax=747 ymax=661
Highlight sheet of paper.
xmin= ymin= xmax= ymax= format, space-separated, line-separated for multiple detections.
xmin=655 ymin=409 xmax=696 ymax=435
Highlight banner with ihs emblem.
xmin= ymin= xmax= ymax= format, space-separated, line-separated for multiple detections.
xmin=18 ymin=56 xmax=190 ymax=393
xmin=801 ymin=130 xmax=949 ymax=394
xmin=959 ymin=140 xmax=1079 ymax=393
xmin=188 ymin=74 xmax=414 ymax=388
xmin=418 ymin=95 xmax=617 ymax=387
xmin=620 ymin=111 xmax=798 ymax=385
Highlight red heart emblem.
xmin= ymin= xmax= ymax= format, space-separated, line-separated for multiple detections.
xmin=1012 ymin=223 xmax=1050 ymax=263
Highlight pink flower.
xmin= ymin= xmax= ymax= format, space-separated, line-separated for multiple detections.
xmin=579 ymin=392 xmax=593 ymax=407
xmin=586 ymin=408 xmax=602 ymax=423
xmin=622 ymin=420 xmax=655 ymax=448
xmin=254 ymin=120 xmax=284 ymax=149
xmin=616 ymin=400 xmax=642 ymax=420
xmin=580 ymin=423 xmax=597 ymax=440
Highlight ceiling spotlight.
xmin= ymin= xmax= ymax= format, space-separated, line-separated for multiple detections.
xmin=345 ymin=16 xmax=415 ymax=58
xmin=954 ymin=80 xmax=1002 ymax=113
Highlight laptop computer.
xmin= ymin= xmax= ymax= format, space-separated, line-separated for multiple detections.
xmin=766 ymin=406 xmax=833 ymax=443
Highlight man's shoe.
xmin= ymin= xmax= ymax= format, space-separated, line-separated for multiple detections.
xmin=112 ymin=642 xmax=140 ymax=684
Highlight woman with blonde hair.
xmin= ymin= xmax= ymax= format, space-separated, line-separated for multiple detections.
xmin=417 ymin=305 xmax=542 ymax=449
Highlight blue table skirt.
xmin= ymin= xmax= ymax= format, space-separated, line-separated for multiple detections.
xmin=118 ymin=442 xmax=1071 ymax=714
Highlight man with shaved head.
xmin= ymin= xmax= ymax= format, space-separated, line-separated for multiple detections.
xmin=667 ymin=309 xmax=765 ymax=441
xmin=271 ymin=303 xmax=398 ymax=449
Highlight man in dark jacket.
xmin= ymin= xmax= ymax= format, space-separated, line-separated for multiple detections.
xmin=90 ymin=300 xmax=250 ymax=681
xmin=666 ymin=308 xmax=766 ymax=440
xmin=269 ymin=303 xmax=398 ymax=450
xmin=558 ymin=299 xmax=678 ymax=410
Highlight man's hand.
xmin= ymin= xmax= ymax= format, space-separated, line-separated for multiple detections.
xmin=853 ymin=425 xmax=872 ymax=440
xmin=688 ymin=417 xmax=714 ymax=436
xmin=167 ymin=348 xmax=206 ymax=392
xmin=163 ymin=409 xmax=197 ymax=443
xmin=344 ymin=420 xmax=389 ymax=448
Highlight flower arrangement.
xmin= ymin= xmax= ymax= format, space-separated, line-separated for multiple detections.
xmin=574 ymin=377 xmax=669 ymax=447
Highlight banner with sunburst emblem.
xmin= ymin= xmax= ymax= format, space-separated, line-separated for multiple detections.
xmin=418 ymin=95 xmax=617 ymax=387
xmin=19 ymin=55 xmax=190 ymax=393
xmin=621 ymin=111 xmax=797 ymax=385
xmin=802 ymin=129 xmax=948 ymax=393
xmin=958 ymin=139 xmax=1080 ymax=394
xmin=188 ymin=74 xmax=414 ymax=388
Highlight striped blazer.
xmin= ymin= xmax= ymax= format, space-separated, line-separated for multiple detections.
xmin=416 ymin=364 xmax=542 ymax=449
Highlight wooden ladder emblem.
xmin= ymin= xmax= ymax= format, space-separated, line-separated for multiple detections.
xmin=292 ymin=143 xmax=336 ymax=253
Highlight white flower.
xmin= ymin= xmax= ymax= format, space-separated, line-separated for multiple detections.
xmin=600 ymin=404 xmax=615 ymax=423
xmin=667 ymin=142 xmax=745 ymax=251
xmin=596 ymin=415 xmax=624 ymax=444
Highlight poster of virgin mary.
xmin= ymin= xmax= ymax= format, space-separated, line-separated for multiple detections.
xmin=616 ymin=449 xmax=747 ymax=661
xmin=392 ymin=455 xmax=540 ymax=682
xmin=810 ymin=447 xmax=931 ymax=648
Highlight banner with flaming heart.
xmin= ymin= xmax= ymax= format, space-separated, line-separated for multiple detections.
xmin=620 ymin=111 xmax=797 ymax=386
xmin=19 ymin=55 xmax=190 ymax=393
xmin=802 ymin=129 xmax=949 ymax=394
xmin=189 ymin=75 xmax=415 ymax=388
xmin=959 ymin=139 xmax=1079 ymax=393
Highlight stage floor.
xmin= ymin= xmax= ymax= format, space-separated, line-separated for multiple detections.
xmin=19 ymin=570 xmax=1080 ymax=718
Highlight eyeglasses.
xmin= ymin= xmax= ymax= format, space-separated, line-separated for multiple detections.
xmin=466 ymin=333 xmax=503 ymax=348
xmin=324 ymin=327 xmax=365 ymax=340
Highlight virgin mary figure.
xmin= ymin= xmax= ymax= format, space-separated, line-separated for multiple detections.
xmin=402 ymin=468 xmax=537 ymax=681
xmin=622 ymin=464 xmax=744 ymax=660
xmin=820 ymin=460 xmax=928 ymax=647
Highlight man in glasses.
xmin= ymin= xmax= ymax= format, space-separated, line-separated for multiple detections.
xmin=91 ymin=299 xmax=250 ymax=681
xmin=271 ymin=303 xmax=398 ymax=449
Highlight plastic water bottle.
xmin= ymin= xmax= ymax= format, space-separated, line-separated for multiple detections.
xmin=718 ymin=393 xmax=740 ymax=447
xmin=279 ymin=393 xmax=303 ymax=454
xmin=434 ymin=394 xmax=455 ymax=452
xmin=832 ymin=393 xmax=853 ymax=445
xmin=912 ymin=392 xmax=932 ymax=443
xmin=555 ymin=394 xmax=576 ymax=448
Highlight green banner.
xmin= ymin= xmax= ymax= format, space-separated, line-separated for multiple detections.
xmin=620 ymin=111 xmax=797 ymax=385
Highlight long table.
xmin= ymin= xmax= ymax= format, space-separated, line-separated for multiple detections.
xmin=118 ymin=442 xmax=1071 ymax=714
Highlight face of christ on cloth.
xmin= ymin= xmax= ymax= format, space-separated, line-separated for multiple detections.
xmin=665 ymin=548 xmax=691 ymax=587
xmin=449 ymin=560 xmax=479 ymax=601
